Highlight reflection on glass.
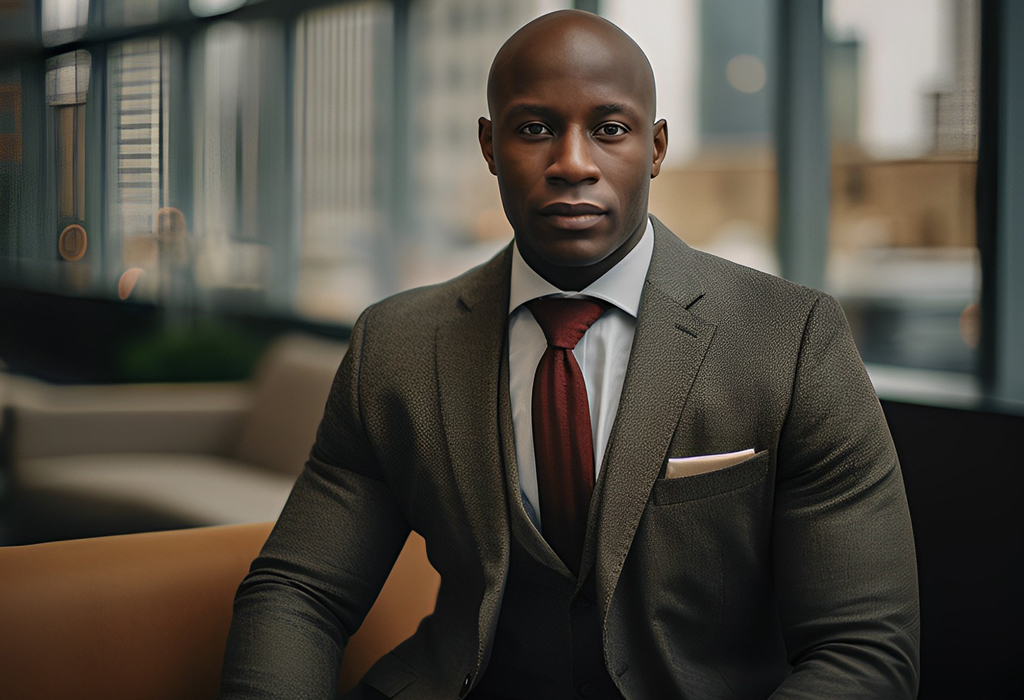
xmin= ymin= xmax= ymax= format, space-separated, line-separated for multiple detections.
xmin=42 ymin=0 xmax=90 ymax=46
xmin=45 ymin=49 xmax=91 ymax=106
xmin=47 ymin=50 xmax=89 ymax=253
xmin=109 ymin=38 xmax=166 ymax=301
xmin=825 ymin=0 xmax=980 ymax=373
xmin=189 ymin=0 xmax=247 ymax=19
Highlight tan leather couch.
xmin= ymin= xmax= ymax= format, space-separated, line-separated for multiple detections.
xmin=0 ymin=522 xmax=440 ymax=700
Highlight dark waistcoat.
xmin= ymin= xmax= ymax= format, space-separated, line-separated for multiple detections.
xmin=470 ymin=445 xmax=625 ymax=700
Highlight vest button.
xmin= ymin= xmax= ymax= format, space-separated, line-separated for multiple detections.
xmin=458 ymin=673 xmax=472 ymax=698
xmin=579 ymin=681 xmax=598 ymax=697
xmin=573 ymin=595 xmax=592 ymax=609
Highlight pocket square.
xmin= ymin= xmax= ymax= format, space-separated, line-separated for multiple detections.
xmin=666 ymin=448 xmax=757 ymax=479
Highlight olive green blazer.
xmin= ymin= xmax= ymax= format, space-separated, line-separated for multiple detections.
xmin=221 ymin=217 xmax=920 ymax=699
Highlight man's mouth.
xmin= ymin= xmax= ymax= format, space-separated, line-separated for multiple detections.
xmin=539 ymin=202 xmax=607 ymax=230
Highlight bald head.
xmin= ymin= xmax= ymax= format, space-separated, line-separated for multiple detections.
xmin=477 ymin=9 xmax=668 ymax=291
xmin=487 ymin=10 xmax=657 ymax=123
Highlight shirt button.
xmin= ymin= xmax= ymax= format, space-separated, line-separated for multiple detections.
xmin=458 ymin=673 xmax=472 ymax=698
xmin=579 ymin=681 xmax=598 ymax=697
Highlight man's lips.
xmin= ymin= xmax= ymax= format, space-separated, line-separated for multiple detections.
xmin=538 ymin=202 xmax=607 ymax=230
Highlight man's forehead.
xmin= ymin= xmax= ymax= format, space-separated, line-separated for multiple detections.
xmin=487 ymin=10 xmax=656 ymax=120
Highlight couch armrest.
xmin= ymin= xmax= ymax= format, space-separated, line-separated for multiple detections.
xmin=5 ymin=375 xmax=252 ymax=460
xmin=0 ymin=522 xmax=274 ymax=700
xmin=0 ymin=524 xmax=439 ymax=700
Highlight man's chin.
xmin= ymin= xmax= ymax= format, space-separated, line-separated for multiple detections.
xmin=532 ymin=241 xmax=613 ymax=270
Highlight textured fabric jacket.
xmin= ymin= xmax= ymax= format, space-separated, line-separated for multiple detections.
xmin=220 ymin=217 xmax=921 ymax=699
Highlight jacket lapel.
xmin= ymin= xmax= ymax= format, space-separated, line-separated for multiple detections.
xmin=590 ymin=218 xmax=718 ymax=623
xmin=435 ymin=247 xmax=514 ymax=647
xmin=498 ymin=340 xmax=576 ymax=578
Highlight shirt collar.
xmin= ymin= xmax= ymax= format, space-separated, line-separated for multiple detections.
xmin=508 ymin=216 xmax=654 ymax=318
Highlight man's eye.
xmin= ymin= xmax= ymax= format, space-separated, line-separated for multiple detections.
xmin=597 ymin=124 xmax=627 ymax=137
xmin=521 ymin=123 xmax=550 ymax=136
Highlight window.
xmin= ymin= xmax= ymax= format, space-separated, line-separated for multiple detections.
xmin=824 ymin=0 xmax=981 ymax=375
xmin=0 ymin=0 xmax=1021 ymax=408
xmin=294 ymin=1 xmax=393 ymax=321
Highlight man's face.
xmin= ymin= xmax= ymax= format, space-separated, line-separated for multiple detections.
xmin=480 ymin=23 xmax=667 ymax=288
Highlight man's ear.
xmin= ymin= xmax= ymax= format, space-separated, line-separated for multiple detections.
xmin=651 ymin=119 xmax=668 ymax=178
xmin=479 ymin=117 xmax=497 ymax=176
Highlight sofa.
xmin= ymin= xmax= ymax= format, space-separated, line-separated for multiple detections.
xmin=0 ymin=521 xmax=440 ymax=700
xmin=2 ymin=333 xmax=346 ymax=535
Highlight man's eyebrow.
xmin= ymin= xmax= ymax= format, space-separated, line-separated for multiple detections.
xmin=504 ymin=104 xmax=558 ymax=120
xmin=592 ymin=103 xmax=637 ymax=117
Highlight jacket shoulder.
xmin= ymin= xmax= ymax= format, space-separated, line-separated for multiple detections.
xmin=652 ymin=220 xmax=825 ymax=326
xmin=356 ymin=244 xmax=511 ymax=338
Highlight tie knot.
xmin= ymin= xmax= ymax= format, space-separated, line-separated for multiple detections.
xmin=527 ymin=296 xmax=610 ymax=350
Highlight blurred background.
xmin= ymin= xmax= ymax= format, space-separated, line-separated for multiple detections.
xmin=0 ymin=0 xmax=996 ymax=372
xmin=0 ymin=0 xmax=1022 ymax=693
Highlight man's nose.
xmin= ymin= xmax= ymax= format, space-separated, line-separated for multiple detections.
xmin=545 ymin=127 xmax=600 ymax=186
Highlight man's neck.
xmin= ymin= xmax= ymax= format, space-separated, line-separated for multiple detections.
xmin=517 ymin=215 xmax=649 ymax=292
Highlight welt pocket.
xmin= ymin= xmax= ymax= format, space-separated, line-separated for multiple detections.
xmin=652 ymin=450 xmax=769 ymax=506
xmin=360 ymin=651 xmax=419 ymax=697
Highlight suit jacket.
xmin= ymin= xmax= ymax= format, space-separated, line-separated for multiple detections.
xmin=220 ymin=217 xmax=920 ymax=699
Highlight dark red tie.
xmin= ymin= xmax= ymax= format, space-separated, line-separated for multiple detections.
xmin=527 ymin=296 xmax=610 ymax=576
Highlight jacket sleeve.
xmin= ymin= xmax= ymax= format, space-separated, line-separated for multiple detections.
xmin=769 ymin=293 xmax=920 ymax=699
xmin=220 ymin=307 xmax=411 ymax=700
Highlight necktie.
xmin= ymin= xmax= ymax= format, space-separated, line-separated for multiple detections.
xmin=526 ymin=296 xmax=610 ymax=576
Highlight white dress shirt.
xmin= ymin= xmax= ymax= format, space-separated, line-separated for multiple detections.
xmin=507 ymin=217 xmax=654 ymax=530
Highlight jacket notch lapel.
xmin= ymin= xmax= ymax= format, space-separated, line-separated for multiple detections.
xmin=591 ymin=223 xmax=717 ymax=623
xmin=435 ymin=250 xmax=514 ymax=635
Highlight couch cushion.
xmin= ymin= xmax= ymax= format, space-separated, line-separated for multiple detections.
xmin=18 ymin=454 xmax=296 ymax=526
xmin=235 ymin=334 xmax=347 ymax=475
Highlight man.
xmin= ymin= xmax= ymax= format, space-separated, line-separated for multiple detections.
xmin=221 ymin=10 xmax=919 ymax=699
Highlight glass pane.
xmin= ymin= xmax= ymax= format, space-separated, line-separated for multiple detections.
xmin=293 ymin=1 xmax=394 ymax=322
xmin=188 ymin=19 xmax=289 ymax=310
xmin=825 ymin=0 xmax=980 ymax=373
xmin=603 ymin=0 xmax=778 ymax=275
xmin=45 ymin=49 xmax=91 ymax=106
xmin=107 ymin=37 xmax=167 ymax=300
xmin=42 ymin=0 xmax=90 ymax=46
xmin=106 ymin=22 xmax=293 ymax=311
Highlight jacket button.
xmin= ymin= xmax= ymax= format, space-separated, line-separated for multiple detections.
xmin=458 ymin=673 xmax=472 ymax=698
xmin=579 ymin=681 xmax=597 ymax=697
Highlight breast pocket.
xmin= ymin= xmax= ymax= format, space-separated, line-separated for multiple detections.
xmin=652 ymin=450 xmax=770 ymax=506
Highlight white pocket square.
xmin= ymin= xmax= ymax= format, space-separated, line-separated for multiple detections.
xmin=665 ymin=448 xmax=757 ymax=479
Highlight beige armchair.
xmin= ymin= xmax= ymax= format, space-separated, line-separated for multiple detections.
xmin=3 ymin=334 xmax=346 ymax=528
xmin=0 ymin=522 xmax=440 ymax=700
